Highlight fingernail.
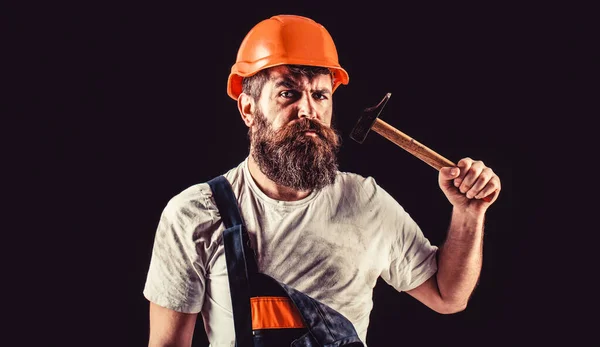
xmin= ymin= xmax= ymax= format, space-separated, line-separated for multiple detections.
xmin=451 ymin=168 xmax=458 ymax=175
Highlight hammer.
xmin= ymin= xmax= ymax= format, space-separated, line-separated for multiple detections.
xmin=350 ymin=92 xmax=492 ymax=202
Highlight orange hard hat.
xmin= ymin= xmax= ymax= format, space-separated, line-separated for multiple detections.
xmin=227 ymin=14 xmax=350 ymax=100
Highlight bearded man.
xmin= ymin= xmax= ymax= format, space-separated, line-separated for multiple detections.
xmin=143 ymin=15 xmax=501 ymax=347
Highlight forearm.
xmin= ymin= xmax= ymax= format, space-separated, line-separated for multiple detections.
xmin=436 ymin=208 xmax=485 ymax=309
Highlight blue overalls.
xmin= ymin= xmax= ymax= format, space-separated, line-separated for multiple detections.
xmin=207 ymin=175 xmax=365 ymax=347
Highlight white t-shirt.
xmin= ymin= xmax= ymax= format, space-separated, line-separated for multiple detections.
xmin=143 ymin=157 xmax=438 ymax=346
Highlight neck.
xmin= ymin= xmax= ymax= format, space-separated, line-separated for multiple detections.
xmin=247 ymin=155 xmax=312 ymax=201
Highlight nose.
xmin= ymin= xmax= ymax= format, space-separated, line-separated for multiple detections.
xmin=297 ymin=93 xmax=318 ymax=120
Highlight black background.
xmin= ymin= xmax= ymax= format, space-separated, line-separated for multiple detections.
xmin=11 ymin=1 xmax=588 ymax=346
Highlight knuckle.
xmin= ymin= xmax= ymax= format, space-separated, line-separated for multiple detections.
xmin=480 ymin=170 xmax=492 ymax=181
xmin=458 ymin=157 xmax=472 ymax=166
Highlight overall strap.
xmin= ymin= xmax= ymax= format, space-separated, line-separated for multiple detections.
xmin=207 ymin=175 xmax=244 ymax=228
xmin=207 ymin=175 xmax=257 ymax=347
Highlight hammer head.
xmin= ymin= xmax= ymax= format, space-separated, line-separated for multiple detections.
xmin=350 ymin=93 xmax=392 ymax=144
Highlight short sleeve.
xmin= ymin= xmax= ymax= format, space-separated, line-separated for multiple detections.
xmin=143 ymin=184 xmax=219 ymax=313
xmin=378 ymin=191 xmax=438 ymax=292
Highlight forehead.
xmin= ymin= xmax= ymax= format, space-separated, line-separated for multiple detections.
xmin=265 ymin=66 xmax=333 ymax=90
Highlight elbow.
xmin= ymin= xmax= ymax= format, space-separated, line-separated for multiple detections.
xmin=435 ymin=300 xmax=468 ymax=315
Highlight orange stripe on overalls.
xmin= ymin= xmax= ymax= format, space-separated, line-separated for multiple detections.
xmin=250 ymin=296 xmax=305 ymax=329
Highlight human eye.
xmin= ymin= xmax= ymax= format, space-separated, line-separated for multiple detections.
xmin=279 ymin=90 xmax=297 ymax=99
xmin=313 ymin=92 xmax=328 ymax=100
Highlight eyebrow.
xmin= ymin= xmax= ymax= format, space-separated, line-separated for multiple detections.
xmin=274 ymin=78 xmax=300 ymax=90
xmin=273 ymin=77 xmax=332 ymax=94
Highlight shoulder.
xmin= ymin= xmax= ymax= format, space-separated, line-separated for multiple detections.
xmin=161 ymin=183 xmax=219 ymax=229
xmin=333 ymin=171 xmax=384 ymax=199
xmin=332 ymin=170 xmax=406 ymax=212
xmin=335 ymin=170 xmax=374 ymax=189
xmin=161 ymin=161 xmax=246 ymax=229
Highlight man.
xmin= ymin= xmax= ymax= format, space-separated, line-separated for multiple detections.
xmin=143 ymin=14 xmax=501 ymax=346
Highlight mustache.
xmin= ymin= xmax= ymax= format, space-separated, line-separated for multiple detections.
xmin=283 ymin=118 xmax=327 ymax=138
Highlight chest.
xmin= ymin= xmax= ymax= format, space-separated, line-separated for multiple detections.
xmin=240 ymin=204 xmax=386 ymax=297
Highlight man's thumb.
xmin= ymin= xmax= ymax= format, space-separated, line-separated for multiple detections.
xmin=441 ymin=167 xmax=460 ymax=180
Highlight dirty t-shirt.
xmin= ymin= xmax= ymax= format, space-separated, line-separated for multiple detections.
xmin=143 ymin=157 xmax=438 ymax=346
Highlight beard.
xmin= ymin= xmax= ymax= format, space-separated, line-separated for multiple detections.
xmin=250 ymin=109 xmax=341 ymax=191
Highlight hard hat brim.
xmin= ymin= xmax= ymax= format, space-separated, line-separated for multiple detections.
xmin=227 ymin=61 xmax=349 ymax=100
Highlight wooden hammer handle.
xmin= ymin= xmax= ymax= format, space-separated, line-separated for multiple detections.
xmin=372 ymin=118 xmax=454 ymax=170
xmin=370 ymin=118 xmax=493 ymax=202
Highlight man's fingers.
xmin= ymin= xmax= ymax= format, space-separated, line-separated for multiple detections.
xmin=457 ymin=160 xmax=484 ymax=194
xmin=453 ymin=157 xmax=473 ymax=188
xmin=475 ymin=175 xmax=501 ymax=200
xmin=465 ymin=167 xmax=494 ymax=199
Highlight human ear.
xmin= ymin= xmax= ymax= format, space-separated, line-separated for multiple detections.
xmin=237 ymin=93 xmax=255 ymax=127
